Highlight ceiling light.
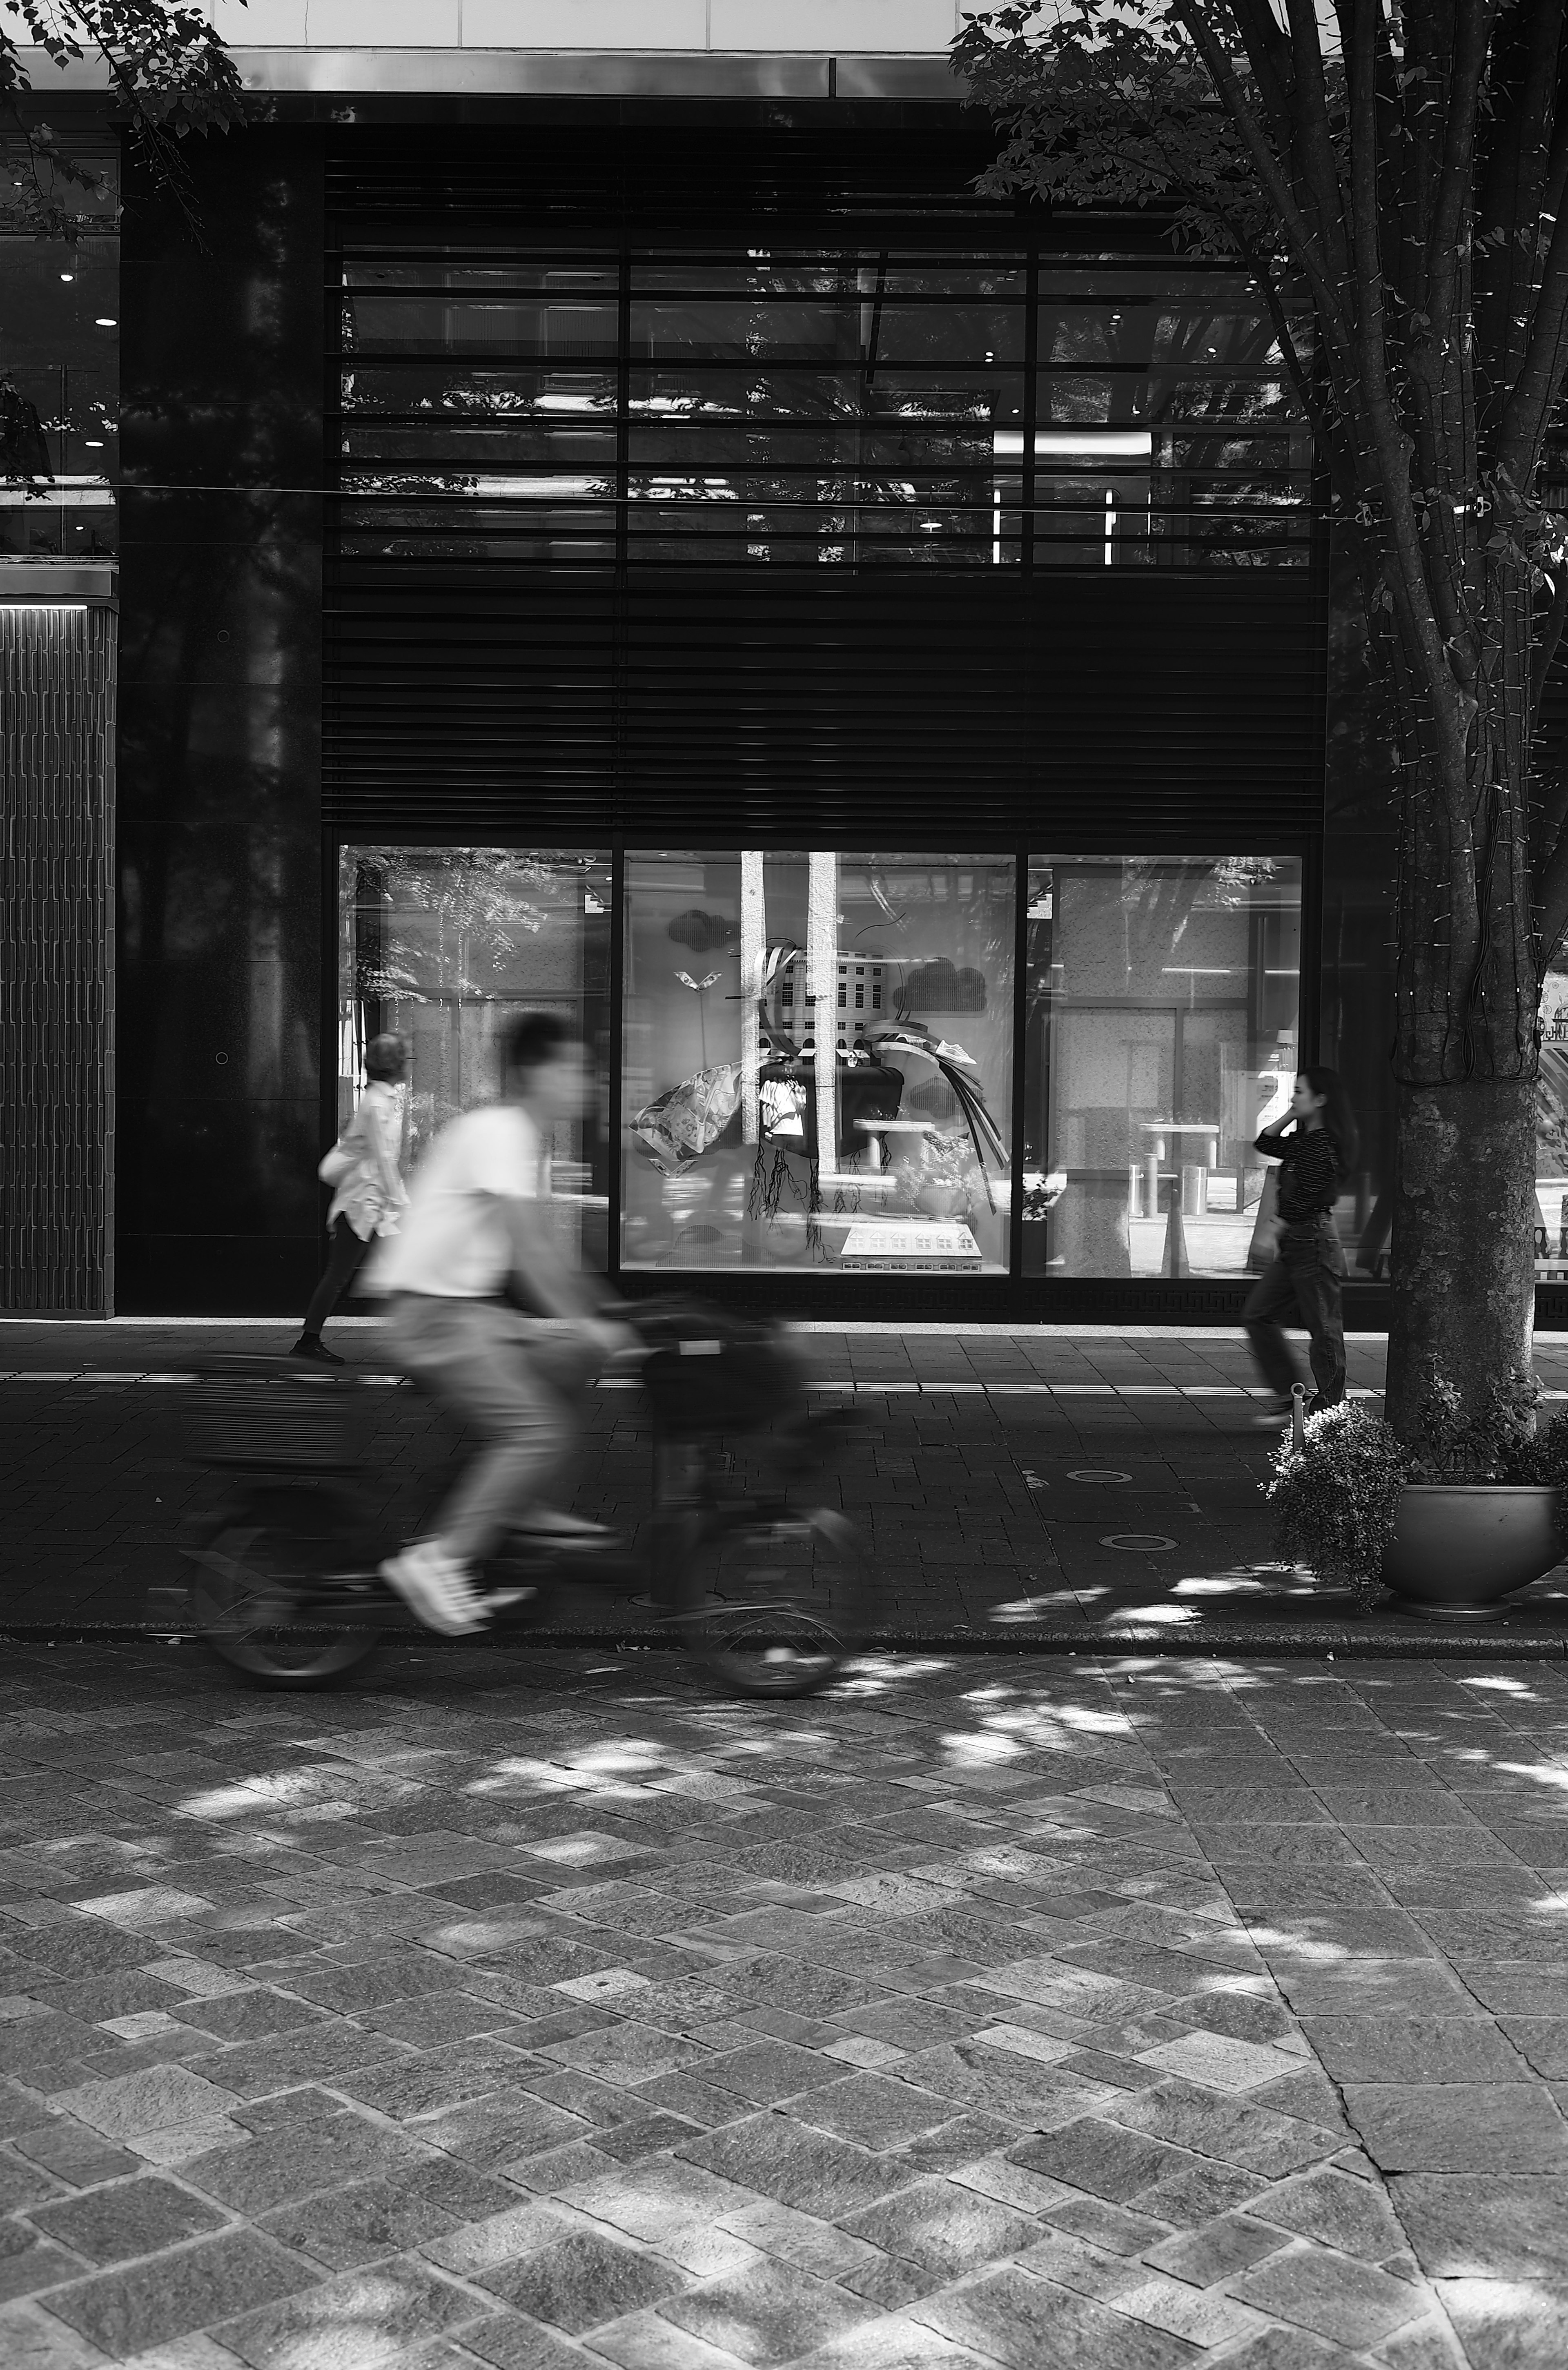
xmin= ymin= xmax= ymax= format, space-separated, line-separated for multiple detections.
xmin=95 ymin=316 xmax=117 ymax=327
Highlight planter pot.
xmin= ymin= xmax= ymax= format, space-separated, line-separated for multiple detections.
xmin=1380 ymin=1485 xmax=1561 ymax=1620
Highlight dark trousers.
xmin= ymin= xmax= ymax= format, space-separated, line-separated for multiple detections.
xmin=301 ymin=1216 xmax=371 ymax=1337
xmin=1243 ymin=1220 xmax=1347 ymax=1405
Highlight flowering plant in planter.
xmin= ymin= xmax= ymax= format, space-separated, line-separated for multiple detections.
xmin=1266 ymin=1375 xmax=1568 ymax=1611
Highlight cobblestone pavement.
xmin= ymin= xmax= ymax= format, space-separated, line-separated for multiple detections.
xmin=3 ymin=1643 xmax=1567 ymax=2368
xmin=10 ymin=1324 xmax=1568 ymax=1649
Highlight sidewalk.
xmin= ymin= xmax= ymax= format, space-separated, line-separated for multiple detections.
xmin=1 ymin=1637 xmax=1563 ymax=2368
xmin=7 ymin=1323 xmax=1568 ymax=1655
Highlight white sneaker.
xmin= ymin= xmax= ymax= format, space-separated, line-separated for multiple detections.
xmin=380 ymin=1540 xmax=490 ymax=1636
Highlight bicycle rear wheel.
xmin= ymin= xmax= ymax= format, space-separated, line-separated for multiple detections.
xmin=673 ymin=1505 xmax=872 ymax=1698
xmin=189 ymin=1488 xmax=382 ymax=1688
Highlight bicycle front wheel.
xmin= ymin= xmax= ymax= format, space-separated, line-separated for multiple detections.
xmin=189 ymin=1488 xmax=381 ymax=1688
xmin=674 ymin=1505 xmax=872 ymax=1698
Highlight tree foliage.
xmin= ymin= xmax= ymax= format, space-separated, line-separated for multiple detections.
xmin=956 ymin=0 xmax=1568 ymax=1044
xmin=1 ymin=0 xmax=245 ymax=241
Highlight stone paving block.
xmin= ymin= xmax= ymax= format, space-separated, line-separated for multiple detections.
xmin=181 ymin=2109 xmax=434 ymax=2215
xmin=256 ymin=2175 xmax=471 ymax=2272
xmin=477 ymin=2227 xmax=684 ymax=2332
xmin=1389 ymin=2172 xmax=1568 ymax=2277
xmin=839 ymin=2175 xmax=1040 ymax=2274
xmin=1010 ymin=2116 xmax=1194 ymax=2203
xmin=678 ymin=2112 xmax=914 ymax=2219
xmin=404 ymin=2092 xmax=585 ymax=2173
xmin=0 ymin=2298 xmax=111 ymax=2369
xmin=41 ymin=2227 xmax=316 ymax=2357
xmin=1143 ymin=2210 xmax=1289 ymax=2286
xmin=1301 ymin=2015 xmax=1526 ymax=2083
xmin=215 ymin=2258 xmax=474 ymax=2369
xmin=28 ymin=2173 xmax=229 ymax=2265
xmin=1229 ymin=2237 xmax=1428 ymax=2350
xmin=10 ymin=2120 xmax=140 ymax=2189
xmin=893 ymin=2039 xmax=1112 ymax=2128
xmin=659 ymin=2256 xmax=886 ymax=2365
xmin=51 ymin=2065 xmax=240 ymax=2142
xmin=0 ymin=2230 xmax=89 ymax=2308
xmin=915 ymin=2263 xmax=1200 ymax=2368
xmin=457 ymin=2309 xmax=595 ymax=2368
xmin=1343 ymin=2080 xmax=1568 ymax=2172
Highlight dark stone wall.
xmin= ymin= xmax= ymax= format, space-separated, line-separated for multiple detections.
xmin=117 ymin=128 xmax=325 ymax=1313
xmin=0 ymin=606 xmax=116 ymax=1312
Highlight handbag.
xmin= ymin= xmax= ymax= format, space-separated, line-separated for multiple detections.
xmin=1247 ymin=1167 xmax=1282 ymax=1271
xmin=318 ymin=1136 xmax=357 ymax=1187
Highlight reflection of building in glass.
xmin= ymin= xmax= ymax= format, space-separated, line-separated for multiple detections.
xmin=1024 ymin=859 xmax=1303 ymax=1281
xmin=340 ymin=849 xmax=612 ymax=1271
xmin=335 ymin=256 xmax=1310 ymax=571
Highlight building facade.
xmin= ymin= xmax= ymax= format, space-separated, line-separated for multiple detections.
xmin=4 ymin=18 xmax=1436 ymax=1324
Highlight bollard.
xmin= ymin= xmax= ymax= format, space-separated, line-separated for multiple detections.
xmin=1291 ymin=1383 xmax=1308 ymax=1450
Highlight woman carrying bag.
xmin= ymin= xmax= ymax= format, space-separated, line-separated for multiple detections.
xmin=291 ymin=1034 xmax=410 ymax=1365
xmin=1243 ymin=1065 xmax=1359 ymax=1424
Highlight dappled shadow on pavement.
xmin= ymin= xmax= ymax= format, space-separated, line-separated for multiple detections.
xmin=0 ymin=1643 xmax=1565 ymax=2365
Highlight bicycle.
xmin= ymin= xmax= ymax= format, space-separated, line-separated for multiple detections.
xmin=179 ymin=1300 xmax=873 ymax=1700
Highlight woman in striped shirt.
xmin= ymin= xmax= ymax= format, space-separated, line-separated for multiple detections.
xmin=1244 ymin=1066 xmax=1359 ymax=1423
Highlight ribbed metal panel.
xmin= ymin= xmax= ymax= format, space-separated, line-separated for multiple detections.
xmin=324 ymin=565 xmax=1325 ymax=842
xmin=0 ymin=603 xmax=115 ymax=1313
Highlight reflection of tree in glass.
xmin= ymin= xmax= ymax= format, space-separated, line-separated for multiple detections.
xmin=358 ymin=848 xmax=579 ymax=1007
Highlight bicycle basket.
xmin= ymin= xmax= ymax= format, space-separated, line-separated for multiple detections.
xmin=186 ymin=1358 xmax=374 ymax=1470
xmin=636 ymin=1302 xmax=807 ymax=1439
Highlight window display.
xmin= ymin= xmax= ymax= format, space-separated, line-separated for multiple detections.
xmin=1022 ymin=856 xmax=1305 ymax=1278
xmin=339 ymin=847 xmax=612 ymax=1266
xmin=621 ymin=853 xmax=1015 ymax=1274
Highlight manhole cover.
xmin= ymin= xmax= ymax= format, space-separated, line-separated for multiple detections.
xmin=1100 ymin=1533 xmax=1178 ymax=1552
xmin=1068 ymin=1469 xmax=1133 ymax=1484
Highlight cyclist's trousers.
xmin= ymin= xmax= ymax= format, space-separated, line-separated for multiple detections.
xmin=385 ymin=1295 xmax=597 ymax=1562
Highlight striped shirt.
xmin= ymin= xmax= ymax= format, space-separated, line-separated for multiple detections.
xmin=1256 ymin=1123 xmax=1341 ymax=1221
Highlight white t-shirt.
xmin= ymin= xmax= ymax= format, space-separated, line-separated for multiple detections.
xmin=366 ymin=1103 xmax=541 ymax=1299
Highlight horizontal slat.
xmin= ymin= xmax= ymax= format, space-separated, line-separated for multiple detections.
xmin=323 ymin=566 xmax=1325 ymax=840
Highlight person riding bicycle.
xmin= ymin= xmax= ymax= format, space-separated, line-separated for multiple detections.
xmin=366 ymin=1013 xmax=635 ymax=1637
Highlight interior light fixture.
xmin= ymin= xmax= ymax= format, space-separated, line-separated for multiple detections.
xmin=95 ymin=316 xmax=117 ymax=327
xmin=59 ymin=270 xmax=74 ymax=283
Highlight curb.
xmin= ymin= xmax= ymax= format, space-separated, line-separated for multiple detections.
xmin=5 ymin=1623 xmax=1564 ymax=1660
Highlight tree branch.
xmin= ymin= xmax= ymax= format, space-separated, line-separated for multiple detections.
xmin=1497 ymin=175 xmax=1568 ymax=482
xmin=1172 ymin=2 xmax=1357 ymax=377
xmin=1426 ymin=0 xmax=1500 ymax=347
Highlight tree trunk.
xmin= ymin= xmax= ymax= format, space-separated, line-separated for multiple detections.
xmin=1385 ymin=1075 xmax=1537 ymax=1436
xmin=1382 ymin=560 xmax=1541 ymax=1437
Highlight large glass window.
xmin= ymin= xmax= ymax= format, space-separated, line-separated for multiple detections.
xmin=331 ymin=245 xmax=1311 ymax=571
xmin=339 ymin=846 xmax=612 ymax=1266
xmin=1022 ymin=856 xmax=1304 ymax=1278
xmin=622 ymin=853 xmax=1015 ymax=1274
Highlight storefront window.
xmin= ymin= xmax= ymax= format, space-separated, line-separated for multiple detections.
xmin=1022 ymin=856 xmax=1304 ymax=1278
xmin=622 ymin=852 xmax=1015 ymax=1274
xmin=338 ymin=846 xmax=612 ymax=1263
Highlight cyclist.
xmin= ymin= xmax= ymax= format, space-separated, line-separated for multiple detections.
xmin=366 ymin=1013 xmax=634 ymax=1636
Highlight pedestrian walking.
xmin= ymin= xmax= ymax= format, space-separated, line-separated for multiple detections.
xmin=291 ymin=1033 xmax=410 ymax=1365
xmin=1244 ymin=1065 xmax=1359 ymax=1423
